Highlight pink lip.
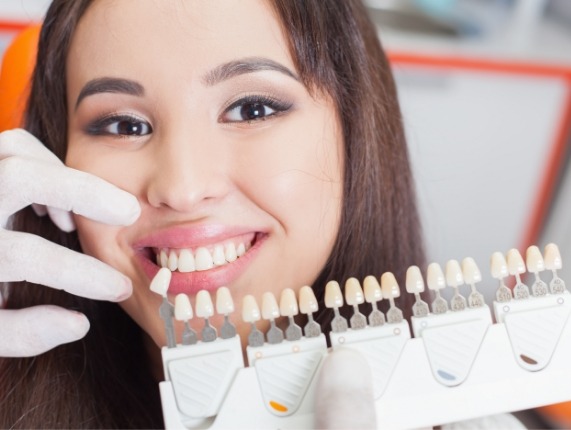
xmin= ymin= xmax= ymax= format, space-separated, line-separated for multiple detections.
xmin=133 ymin=225 xmax=266 ymax=295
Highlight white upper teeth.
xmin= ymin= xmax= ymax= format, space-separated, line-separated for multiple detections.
xmin=155 ymin=241 xmax=250 ymax=273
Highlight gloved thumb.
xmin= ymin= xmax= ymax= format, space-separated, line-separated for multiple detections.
xmin=314 ymin=348 xmax=377 ymax=429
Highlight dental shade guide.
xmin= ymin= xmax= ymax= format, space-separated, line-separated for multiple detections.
xmin=150 ymin=267 xmax=176 ymax=348
xmin=153 ymin=243 xmax=571 ymax=430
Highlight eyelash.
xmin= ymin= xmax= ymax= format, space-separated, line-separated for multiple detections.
xmin=220 ymin=94 xmax=293 ymax=124
xmin=85 ymin=113 xmax=152 ymax=138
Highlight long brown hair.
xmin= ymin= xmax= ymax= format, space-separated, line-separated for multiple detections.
xmin=0 ymin=0 xmax=424 ymax=428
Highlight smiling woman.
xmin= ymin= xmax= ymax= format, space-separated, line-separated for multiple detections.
xmin=0 ymin=0 xmax=423 ymax=428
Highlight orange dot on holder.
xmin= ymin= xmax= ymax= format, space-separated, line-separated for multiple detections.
xmin=0 ymin=24 xmax=41 ymax=132
xmin=269 ymin=400 xmax=288 ymax=413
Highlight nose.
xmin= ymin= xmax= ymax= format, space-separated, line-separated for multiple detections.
xmin=146 ymin=131 xmax=231 ymax=213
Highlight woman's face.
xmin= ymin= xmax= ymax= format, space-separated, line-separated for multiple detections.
xmin=65 ymin=0 xmax=343 ymax=349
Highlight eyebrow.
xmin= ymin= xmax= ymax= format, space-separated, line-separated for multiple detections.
xmin=202 ymin=57 xmax=299 ymax=86
xmin=75 ymin=77 xmax=145 ymax=110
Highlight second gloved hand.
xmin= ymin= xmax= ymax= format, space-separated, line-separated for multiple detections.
xmin=0 ymin=129 xmax=141 ymax=357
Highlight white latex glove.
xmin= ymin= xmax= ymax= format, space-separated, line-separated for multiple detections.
xmin=314 ymin=348 xmax=377 ymax=429
xmin=0 ymin=128 xmax=141 ymax=357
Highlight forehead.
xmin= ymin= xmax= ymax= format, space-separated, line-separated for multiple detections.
xmin=67 ymin=0 xmax=293 ymax=87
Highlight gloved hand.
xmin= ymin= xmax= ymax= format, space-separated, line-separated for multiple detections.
xmin=314 ymin=348 xmax=377 ymax=429
xmin=0 ymin=128 xmax=141 ymax=357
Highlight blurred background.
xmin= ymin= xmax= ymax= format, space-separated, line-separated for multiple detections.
xmin=0 ymin=0 xmax=570 ymax=427
xmin=0 ymin=0 xmax=569 ymax=301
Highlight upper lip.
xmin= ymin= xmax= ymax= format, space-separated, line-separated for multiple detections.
xmin=131 ymin=224 xmax=262 ymax=250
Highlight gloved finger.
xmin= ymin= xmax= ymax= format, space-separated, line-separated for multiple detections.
xmin=314 ymin=348 xmax=377 ymax=429
xmin=0 ymin=128 xmax=62 ymax=164
xmin=0 ymin=230 xmax=132 ymax=301
xmin=0 ymin=156 xmax=140 ymax=226
xmin=46 ymin=205 xmax=76 ymax=232
xmin=0 ymin=305 xmax=89 ymax=357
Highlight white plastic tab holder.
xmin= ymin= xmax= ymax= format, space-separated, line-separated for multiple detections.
xmin=381 ymin=272 xmax=403 ymax=323
xmin=491 ymin=251 xmax=512 ymax=302
xmin=526 ymin=246 xmax=548 ymax=297
xmin=345 ymin=277 xmax=367 ymax=329
xmin=325 ymin=280 xmax=348 ymax=332
xmin=507 ymin=248 xmax=530 ymax=299
xmin=545 ymin=243 xmax=566 ymax=294
xmin=405 ymin=265 xmax=429 ymax=317
xmin=299 ymin=286 xmax=321 ymax=338
xmin=462 ymin=257 xmax=485 ymax=308
xmin=427 ymin=262 xmax=449 ymax=314
xmin=363 ymin=275 xmax=385 ymax=326
xmin=446 ymin=260 xmax=466 ymax=311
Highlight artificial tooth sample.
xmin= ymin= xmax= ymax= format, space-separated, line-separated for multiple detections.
xmin=216 ymin=287 xmax=236 ymax=339
xmin=545 ymin=243 xmax=566 ymax=293
xmin=363 ymin=275 xmax=385 ymax=326
xmin=262 ymin=292 xmax=284 ymax=344
xmin=445 ymin=260 xmax=467 ymax=311
xmin=526 ymin=246 xmax=548 ymax=297
xmin=405 ymin=266 xmax=429 ymax=317
xmin=507 ymin=248 xmax=530 ymax=299
xmin=345 ymin=278 xmax=367 ymax=329
xmin=381 ymin=272 xmax=403 ymax=323
xmin=175 ymin=294 xmax=198 ymax=345
xmin=325 ymin=281 xmax=348 ymax=333
xmin=150 ymin=268 xmax=176 ymax=348
xmin=196 ymin=290 xmax=217 ymax=342
xmin=427 ymin=263 xmax=449 ymax=314
xmin=462 ymin=258 xmax=485 ymax=308
xmin=195 ymin=247 xmax=215 ymax=271
xmin=280 ymin=288 xmax=302 ymax=341
xmin=490 ymin=251 xmax=512 ymax=302
xmin=299 ymin=286 xmax=321 ymax=338
xmin=178 ymin=249 xmax=195 ymax=273
xmin=242 ymin=295 xmax=264 ymax=347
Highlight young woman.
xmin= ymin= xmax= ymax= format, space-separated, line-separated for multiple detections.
xmin=0 ymin=0 xmax=424 ymax=427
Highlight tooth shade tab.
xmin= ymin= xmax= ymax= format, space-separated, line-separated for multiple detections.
xmin=363 ymin=276 xmax=382 ymax=303
xmin=325 ymin=281 xmax=344 ymax=308
xmin=406 ymin=266 xmax=425 ymax=294
xmin=445 ymin=260 xmax=464 ymax=287
xmin=175 ymin=294 xmax=193 ymax=321
xmin=150 ymin=268 xmax=172 ymax=296
xmin=279 ymin=288 xmax=299 ymax=317
xmin=491 ymin=252 xmax=509 ymax=279
xmin=462 ymin=258 xmax=482 ymax=284
xmin=345 ymin=278 xmax=365 ymax=306
xmin=242 ymin=295 xmax=261 ymax=323
xmin=545 ymin=243 xmax=563 ymax=270
xmin=262 ymin=292 xmax=280 ymax=320
xmin=507 ymin=248 xmax=526 ymax=275
xmin=427 ymin=263 xmax=446 ymax=291
xmin=526 ymin=246 xmax=545 ymax=273
xmin=381 ymin=272 xmax=401 ymax=299
xmin=195 ymin=290 xmax=214 ymax=318
xmin=216 ymin=287 xmax=234 ymax=315
xmin=299 ymin=286 xmax=319 ymax=314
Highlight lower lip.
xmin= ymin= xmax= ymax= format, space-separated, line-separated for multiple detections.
xmin=136 ymin=235 xmax=266 ymax=295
